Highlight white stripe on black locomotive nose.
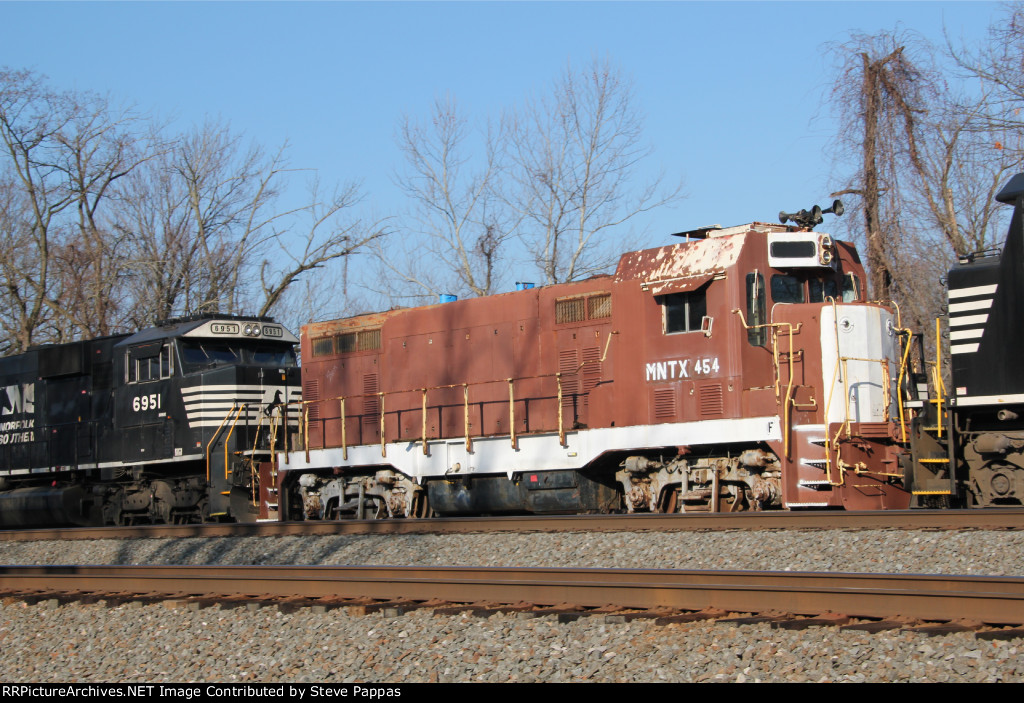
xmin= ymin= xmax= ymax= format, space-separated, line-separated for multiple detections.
xmin=948 ymin=299 xmax=993 ymax=313
xmin=949 ymin=329 xmax=984 ymax=340
xmin=180 ymin=385 xmax=300 ymax=428
xmin=948 ymin=314 xmax=989 ymax=327
xmin=948 ymin=284 xmax=998 ymax=299
xmin=947 ymin=284 xmax=996 ymax=355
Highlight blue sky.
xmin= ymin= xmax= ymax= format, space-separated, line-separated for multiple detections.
xmin=0 ymin=1 xmax=1002 ymax=256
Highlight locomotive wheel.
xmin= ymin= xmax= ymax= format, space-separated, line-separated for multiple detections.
xmin=658 ymin=487 xmax=679 ymax=514
xmin=229 ymin=487 xmax=259 ymax=523
xmin=410 ymin=493 xmax=432 ymax=519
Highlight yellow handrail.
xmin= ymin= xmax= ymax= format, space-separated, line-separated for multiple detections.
xmin=205 ymin=403 xmax=237 ymax=483
xmin=222 ymin=403 xmax=247 ymax=481
xmin=732 ymin=309 xmax=801 ymax=457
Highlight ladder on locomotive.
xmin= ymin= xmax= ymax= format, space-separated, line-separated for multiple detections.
xmin=205 ymin=401 xmax=286 ymax=517
xmin=906 ymin=321 xmax=958 ymax=507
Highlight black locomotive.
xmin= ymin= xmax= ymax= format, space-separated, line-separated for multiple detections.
xmin=0 ymin=315 xmax=300 ymax=526
xmin=909 ymin=173 xmax=1024 ymax=507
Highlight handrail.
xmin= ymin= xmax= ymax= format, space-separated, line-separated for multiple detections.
xmin=222 ymin=403 xmax=247 ymax=481
xmin=732 ymin=308 xmax=801 ymax=457
xmin=287 ymin=360 xmax=604 ymax=456
xmin=931 ymin=317 xmax=947 ymax=438
xmin=205 ymin=403 xmax=237 ymax=483
xmin=819 ymin=299 xmax=908 ymax=487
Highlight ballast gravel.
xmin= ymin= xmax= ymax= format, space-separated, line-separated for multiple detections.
xmin=1 ymin=529 xmax=1023 ymax=573
xmin=1 ymin=601 xmax=1022 ymax=683
xmin=0 ymin=529 xmax=1022 ymax=682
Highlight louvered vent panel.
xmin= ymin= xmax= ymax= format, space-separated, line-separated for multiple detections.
xmin=358 ymin=328 xmax=381 ymax=351
xmin=653 ymin=388 xmax=676 ymax=419
xmin=363 ymin=374 xmax=380 ymax=415
xmin=698 ymin=384 xmax=724 ymax=417
xmin=336 ymin=333 xmax=357 ymax=353
xmin=303 ymin=379 xmax=320 ymax=401
xmin=558 ymin=349 xmax=579 ymax=417
xmin=559 ymin=349 xmax=579 ymax=390
xmin=302 ymin=379 xmax=321 ymax=420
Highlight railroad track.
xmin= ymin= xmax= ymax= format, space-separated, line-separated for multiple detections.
xmin=2 ymin=564 xmax=1023 ymax=635
xmin=3 ymin=508 xmax=1023 ymax=541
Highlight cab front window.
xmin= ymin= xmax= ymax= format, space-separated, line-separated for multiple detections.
xmin=179 ymin=340 xmax=297 ymax=373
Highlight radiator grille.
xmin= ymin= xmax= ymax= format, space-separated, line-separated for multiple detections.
xmin=588 ymin=294 xmax=612 ymax=319
xmin=556 ymin=298 xmax=585 ymax=324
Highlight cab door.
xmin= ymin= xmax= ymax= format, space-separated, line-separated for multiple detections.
xmin=114 ymin=342 xmax=174 ymax=463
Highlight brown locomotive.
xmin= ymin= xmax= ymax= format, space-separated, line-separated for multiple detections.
xmin=269 ymin=218 xmax=912 ymax=520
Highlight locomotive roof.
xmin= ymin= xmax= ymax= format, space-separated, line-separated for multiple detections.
xmin=114 ymin=316 xmax=297 ymax=348
xmin=305 ymin=222 xmax=843 ymax=336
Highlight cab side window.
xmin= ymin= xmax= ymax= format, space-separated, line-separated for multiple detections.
xmin=842 ymin=275 xmax=861 ymax=302
xmin=126 ymin=344 xmax=173 ymax=383
xmin=746 ymin=273 xmax=767 ymax=346
xmin=662 ymin=290 xmax=706 ymax=334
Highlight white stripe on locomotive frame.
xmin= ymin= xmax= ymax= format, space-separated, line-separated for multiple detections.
xmin=180 ymin=384 xmax=300 ymax=396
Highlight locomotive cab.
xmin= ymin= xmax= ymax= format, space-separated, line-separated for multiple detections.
xmin=109 ymin=316 xmax=300 ymax=523
xmin=614 ymin=220 xmax=906 ymax=514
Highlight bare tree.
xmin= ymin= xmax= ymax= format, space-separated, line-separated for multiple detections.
xmin=383 ymin=96 xmax=512 ymax=303
xmin=170 ymin=121 xmax=283 ymax=315
xmin=0 ymin=69 xmax=71 ymax=352
xmin=507 ymin=58 xmax=683 ymax=285
xmin=114 ymin=139 xmax=203 ymax=327
xmin=950 ymin=4 xmax=1024 ymax=129
xmin=824 ymin=20 xmax=1024 ymax=372
xmin=51 ymin=95 xmax=159 ymax=339
xmin=0 ymin=68 xmax=153 ymax=350
xmin=116 ymin=121 xmax=385 ymax=326
xmin=256 ymin=177 xmax=387 ymax=318
xmin=906 ymin=95 xmax=1024 ymax=259
xmin=828 ymin=35 xmax=932 ymax=301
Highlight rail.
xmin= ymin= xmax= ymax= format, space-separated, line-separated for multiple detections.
xmin=1 ymin=564 xmax=1023 ymax=625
